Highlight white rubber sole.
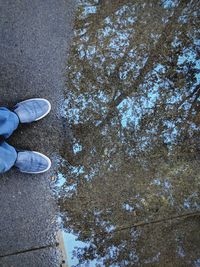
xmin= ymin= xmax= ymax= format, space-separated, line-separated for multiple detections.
xmin=16 ymin=98 xmax=51 ymax=121
xmin=21 ymin=151 xmax=52 ymax=174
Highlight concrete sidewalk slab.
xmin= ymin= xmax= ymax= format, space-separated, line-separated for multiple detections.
xmin=0 ymin=0 xmax=76 ymax=265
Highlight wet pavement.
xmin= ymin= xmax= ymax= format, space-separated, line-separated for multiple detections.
xmin=57 ymin=0 xmax=200 ymax=266
xmin=0 ymin=0 xmax=76 ymax=266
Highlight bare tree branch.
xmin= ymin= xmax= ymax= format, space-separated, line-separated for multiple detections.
xmin=99 ymin=0 xmax=190 ymax=128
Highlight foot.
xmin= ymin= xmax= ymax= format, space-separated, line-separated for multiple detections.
xmin=14 ymin=98 xmax=51 ymax=123
xmin=15 ymin=151 xmax=51 ymax=174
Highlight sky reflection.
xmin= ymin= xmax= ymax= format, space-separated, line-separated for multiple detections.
xmin=57 ymin=0 xmax=200 ymax=266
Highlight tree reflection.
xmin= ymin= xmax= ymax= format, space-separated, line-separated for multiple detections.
xmin=59 ymin=0 xmax=200 ymax=266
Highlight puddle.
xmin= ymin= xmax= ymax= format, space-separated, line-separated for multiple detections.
xmin=55 ymin=0 xmax=200 ymax=266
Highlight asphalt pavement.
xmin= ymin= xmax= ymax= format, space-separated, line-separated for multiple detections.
xmin=0 ymin=1 xmax=76 ymax=266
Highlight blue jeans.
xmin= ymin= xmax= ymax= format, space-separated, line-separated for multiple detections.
xmin=0 ymin=108 xmax=19 ymax=173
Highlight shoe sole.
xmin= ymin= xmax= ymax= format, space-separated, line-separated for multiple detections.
xmin=16 ymin=98 xmax=51 ymax=121
xmin=21 ymin=151 xmax=52 ymax=174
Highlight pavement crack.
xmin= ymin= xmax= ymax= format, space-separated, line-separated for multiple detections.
xmin=114 ymin=211 xmax=200 ymax=233
xmin=0 ymin=242 xmax=59 ymax=258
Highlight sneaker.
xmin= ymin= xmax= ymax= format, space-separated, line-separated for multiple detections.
xmin=15 ymin=151 xmax=51 ymax=174
xmin=14 ymin=98 xmax=51 ymax=123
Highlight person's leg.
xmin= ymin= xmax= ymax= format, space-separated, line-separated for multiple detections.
xmin=0 ymin=108 xmax=19 ymax=138
xmin=0 ymin=141 xmax=17 ymax=173
xmin=0 ymin=99 xmax=52 ymax=174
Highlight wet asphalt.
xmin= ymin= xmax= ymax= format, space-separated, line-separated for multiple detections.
xmin=0 ymin=0 xmax=76 ymax=266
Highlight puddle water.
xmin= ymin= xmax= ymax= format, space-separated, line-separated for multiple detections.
xmin=56 ymin=0 xmax=200 ymax=266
